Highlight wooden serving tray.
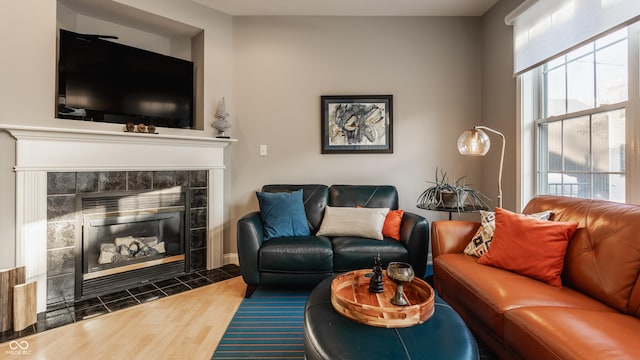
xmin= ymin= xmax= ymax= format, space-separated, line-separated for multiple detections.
xmin=331 ymin=269 xmax=435 ymax=328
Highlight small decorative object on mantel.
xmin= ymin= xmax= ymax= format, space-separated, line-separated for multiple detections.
xmin=124 ymin=122 xmax=157 ymax=134
xmin=368 ymin=253 xmax=384 ymax=293
xmin=416 ymin=167 xmax=489 ymax=213
xmin=386 ymin=262 xmax=415 ymax=306
xmin=212 ymin=97 xmax=231 ymax=138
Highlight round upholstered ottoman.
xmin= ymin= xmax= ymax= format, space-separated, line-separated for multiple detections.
xmin=304 ymin=275 xmax=479 ymax=360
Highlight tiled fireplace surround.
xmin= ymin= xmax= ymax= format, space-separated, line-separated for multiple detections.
xmin=3 ymin=126 xmax=233 ymax=313
xmin=46 ymin=169 xmax=209 ymax=306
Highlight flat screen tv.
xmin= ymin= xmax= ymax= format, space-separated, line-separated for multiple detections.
xmin=57 ymin=29 xmax=194 ymax=129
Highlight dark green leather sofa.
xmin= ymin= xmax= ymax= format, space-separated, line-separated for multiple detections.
xmin=237 ymin=184 xmax=430 ymax=297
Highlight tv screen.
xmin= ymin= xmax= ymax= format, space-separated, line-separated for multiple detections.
xmin=57 ymin=29 xmax=194 ymax=129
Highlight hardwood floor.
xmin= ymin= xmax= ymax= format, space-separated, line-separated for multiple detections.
xmin=0 ymin=276 xmax=246 ymax=360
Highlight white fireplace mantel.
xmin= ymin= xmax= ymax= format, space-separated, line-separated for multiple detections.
xmin=2 ymin=125 xmax=236 ymax=312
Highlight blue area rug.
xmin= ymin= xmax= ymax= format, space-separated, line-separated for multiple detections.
xmin=212 ymin=288 xmax=310 ymax=359
xmin=213 ymin=266 xmax=496 ymax=360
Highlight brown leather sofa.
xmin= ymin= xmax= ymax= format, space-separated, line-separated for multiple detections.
xmin=431 ymin=195 xmax=640 ymax=360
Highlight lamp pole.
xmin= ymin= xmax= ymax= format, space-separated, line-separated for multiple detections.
xmin=473 ymin=126 xmax=505 ymax=208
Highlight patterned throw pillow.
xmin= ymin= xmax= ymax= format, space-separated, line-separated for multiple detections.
xmin=463 ymin=209 xmax=552 ymax=257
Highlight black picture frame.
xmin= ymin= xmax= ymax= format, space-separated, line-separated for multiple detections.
xmin=321 ymin=95 xmax=393 ymax=154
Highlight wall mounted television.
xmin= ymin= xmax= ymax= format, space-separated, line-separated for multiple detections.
xmin=57 ymin=29 xmax=194 ymax=129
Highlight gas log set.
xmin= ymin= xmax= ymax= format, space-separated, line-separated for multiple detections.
xmin=98 ymin=236 xmax=166 ymax=265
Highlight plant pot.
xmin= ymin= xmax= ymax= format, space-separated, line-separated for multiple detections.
xmin=441 ymin=192 xmax=468 ymax=209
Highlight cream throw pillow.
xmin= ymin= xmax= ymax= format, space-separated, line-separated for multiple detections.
xmin=316 ymin=206 xmax=389 ymax=240
xmin=463 ymin=209 xmax=552 ymax=257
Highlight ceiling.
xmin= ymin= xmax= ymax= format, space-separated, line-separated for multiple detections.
xmin=58 ymin=0 xmax=500 ymax=38
xmin=191 ymin=0 xmax=501 ymax=17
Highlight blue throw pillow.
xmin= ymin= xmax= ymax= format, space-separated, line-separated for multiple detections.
xmin=256 ymin=190 xmax=310 ymax=239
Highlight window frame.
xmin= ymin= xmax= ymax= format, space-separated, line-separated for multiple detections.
xmin=518 ymin=22 xmax=640 ymax=207
xmin=535 ymin=105 xmax=627 ymax=200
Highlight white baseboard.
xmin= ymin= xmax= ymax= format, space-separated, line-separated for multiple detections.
xmin=224 ymin=253 xmax=239 ymax=266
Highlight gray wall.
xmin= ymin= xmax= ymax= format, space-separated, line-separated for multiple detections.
xmin=228 ymin=16 xmax=486 ymax=256
xmin=0 ymin=131 xmax=15 ymax=267
xmin=0 ymin=1 xmax=521 ymax=267
xmin=481 ymin=0 xmax=524 ymax=211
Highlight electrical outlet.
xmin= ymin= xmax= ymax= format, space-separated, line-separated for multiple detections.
xmin=259 ymin=144 xmax=268 ymax=156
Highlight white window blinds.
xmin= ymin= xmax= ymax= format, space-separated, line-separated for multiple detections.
xmin=506 ymin=0 xmax=640 ymax=75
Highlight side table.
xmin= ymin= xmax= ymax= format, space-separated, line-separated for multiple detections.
xmin=416 ymin=205 xmax=487 ymax=220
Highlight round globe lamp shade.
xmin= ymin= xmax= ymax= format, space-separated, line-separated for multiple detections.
xmin=457 ymin=129 xmax=490 ymax=156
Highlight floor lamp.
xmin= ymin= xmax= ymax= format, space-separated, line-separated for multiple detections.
xmin=457 ymin=126 xmax=505 ymax=209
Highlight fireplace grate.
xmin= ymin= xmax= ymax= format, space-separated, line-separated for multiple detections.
xmin=81 ymin=260 xmax=186 ymax=299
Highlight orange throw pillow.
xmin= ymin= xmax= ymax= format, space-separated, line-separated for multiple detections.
xmin=383 ymin=209 xmax=404 ymax=241
xmin=477 ymin=207 xmax=578 ymax=287
xmin=356 ymin=206 xmax=403 ymax=240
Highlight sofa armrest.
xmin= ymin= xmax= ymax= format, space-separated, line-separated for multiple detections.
xmin=399 ymin=212 xmax=430 ymax=279
xmin=430 ymin=220 xmax=480 ymax=260
xmin=237 ymin=211 xmax=266 ymax=286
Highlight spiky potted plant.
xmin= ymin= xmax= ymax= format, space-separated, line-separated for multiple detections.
xmin=416 ymin=168 xmax=489 ymax=212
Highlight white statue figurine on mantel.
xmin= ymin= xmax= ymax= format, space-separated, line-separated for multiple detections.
xmin=212 ymin=97 xmax=231 ymax=138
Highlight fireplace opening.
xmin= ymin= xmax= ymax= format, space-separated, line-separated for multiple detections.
xmin=84 ymin=210 xmax=183 ymax=276
xmin=76 ymin=190 xmax=190 ymax=299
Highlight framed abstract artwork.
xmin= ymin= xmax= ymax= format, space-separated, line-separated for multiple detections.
xmin=321 ymin=95 xmax=393 ymax=154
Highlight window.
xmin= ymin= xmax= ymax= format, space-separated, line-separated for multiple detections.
xmin=526 ymin=27 xmax=634 ymax=203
